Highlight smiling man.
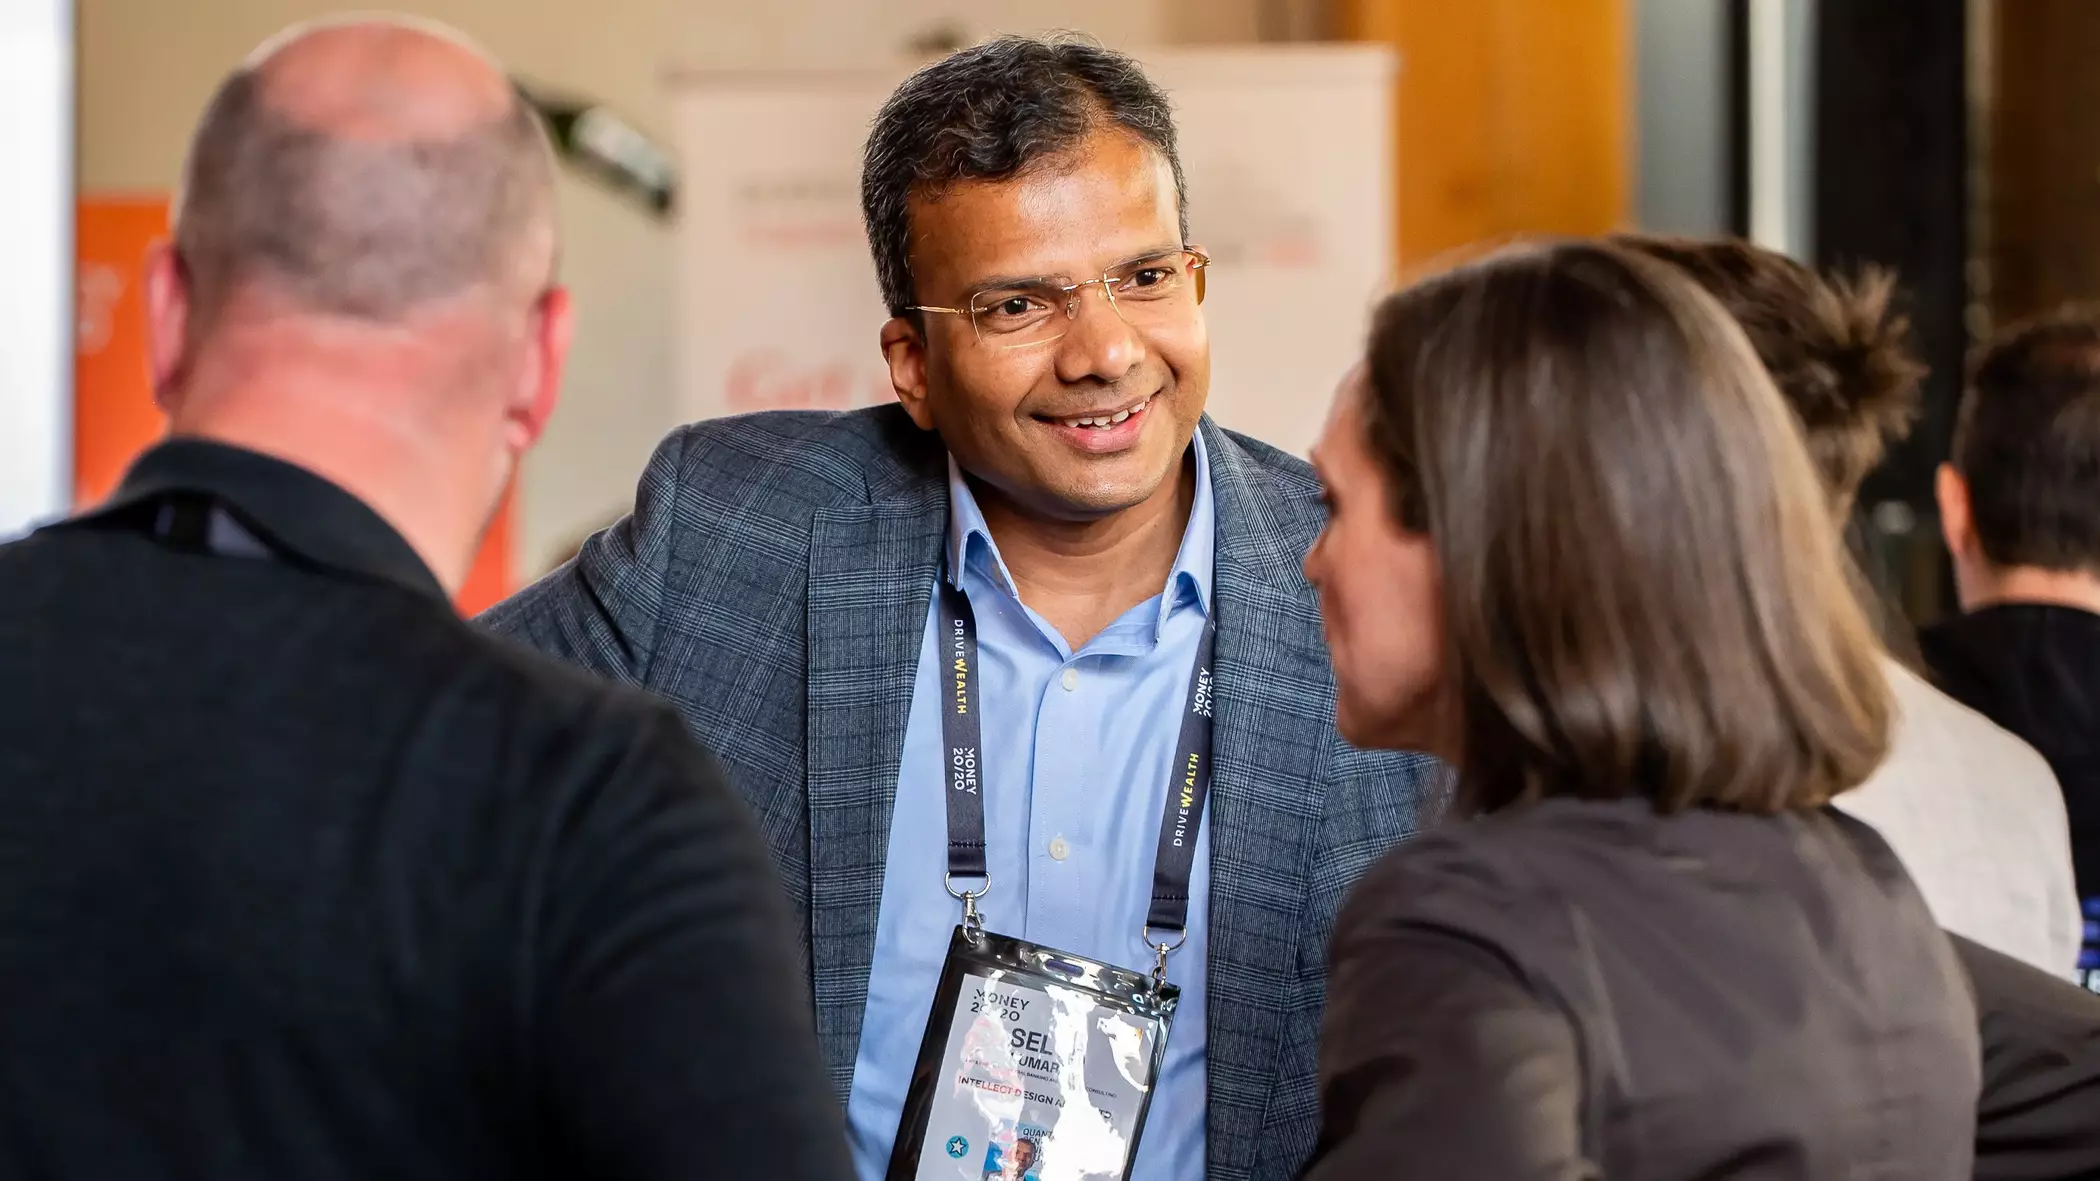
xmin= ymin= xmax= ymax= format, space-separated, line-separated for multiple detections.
xmin=485 ymin=36 xmax=1440 ymax=1181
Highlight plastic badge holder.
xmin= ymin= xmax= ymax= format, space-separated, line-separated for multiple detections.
xmin=888 ymin=926 xmax=1180 ymax=1181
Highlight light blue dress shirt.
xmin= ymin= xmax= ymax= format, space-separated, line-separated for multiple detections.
xmin=846 ymin=434 xmax=1217 ymax=1181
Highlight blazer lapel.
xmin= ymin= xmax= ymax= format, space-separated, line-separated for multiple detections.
xmin=1198 ymin=420 xmax=1338 ymax=1180
xmin=804 ymin=480 xmax=948 ymax=1094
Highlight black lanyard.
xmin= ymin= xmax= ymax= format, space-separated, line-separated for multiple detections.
xmin=935 ymin=576 xmax=1218 ymax=985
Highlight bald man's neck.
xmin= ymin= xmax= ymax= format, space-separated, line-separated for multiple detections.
xmin=167 ymin=299 xmax=513 ymax=595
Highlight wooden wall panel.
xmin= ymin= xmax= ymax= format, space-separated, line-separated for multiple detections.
xmin=1338 ymin=0 xmax=1631 ymax=273
xmin=1990 ymin=0 xmax=2100 ymax=325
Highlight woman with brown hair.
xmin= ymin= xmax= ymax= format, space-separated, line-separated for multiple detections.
xmin=1299 ymin=240 xmax=1979 ymax=1179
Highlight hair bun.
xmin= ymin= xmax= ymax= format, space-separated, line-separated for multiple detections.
xmin=1818 ymin=266 xmax=1926 ymax=445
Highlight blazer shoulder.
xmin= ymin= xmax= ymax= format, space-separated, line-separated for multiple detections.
xmin=655 ymin=404 xmax=942 ymax=520
xmin=1204 ymin=422 xmax=1328 ymax=562
xmin=1215 ymin=425 xmax=1323 ymax=500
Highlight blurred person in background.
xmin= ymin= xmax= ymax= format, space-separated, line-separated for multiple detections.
xmin=1926 ymin=310 xmax=2100 ymax=988
xmin=485 ymin=35 xmax=1443 ymax=1181
xmin=1616 ymin=234 xmax=2080 ymax=977
xmin=1300 ymin=241 xmax=1978 ymax=1179
xmin=0 ymin=15 xmax=847 ymax=1179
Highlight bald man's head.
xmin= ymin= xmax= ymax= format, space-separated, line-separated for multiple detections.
xmin=174 ymin=18 xmax=558 ymax=325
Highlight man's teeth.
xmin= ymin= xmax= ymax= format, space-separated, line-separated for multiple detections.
xmin=1059 ymin=399 xmax=1149 ymax=429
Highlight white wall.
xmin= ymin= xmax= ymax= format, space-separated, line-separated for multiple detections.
xmin=0 ymin=0 xmax=72 ymax=537
xmin=80 ymin=0 xmax=1167 ymax=575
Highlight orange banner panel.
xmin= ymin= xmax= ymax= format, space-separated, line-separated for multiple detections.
xmin=454 ymin=488 xmax=516 ymax=617
xmin=75 ymin=196 xmax=169 ymax=509
xmin=73 ymin=194 xmax=515 ymax=613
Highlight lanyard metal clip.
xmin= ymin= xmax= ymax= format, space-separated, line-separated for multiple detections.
xmin=1143 ymin=924 xmax=1187 ymax=992
xmin=945 ymin=872 xmax=991 ymax=933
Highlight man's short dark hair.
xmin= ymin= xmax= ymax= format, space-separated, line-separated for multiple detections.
xmin=175 ymin=67 xmax=556 ymax=323
xmin=1611 ymin=234 xmax=1926 ymax=512
xmin=1954 ymin=308 xmax=2100 ymax=574
xmin=860 ymin=35 xmax=1187 ymax=318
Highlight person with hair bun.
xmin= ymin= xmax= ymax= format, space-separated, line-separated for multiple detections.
xmin=1299 ymin=240 xmax=1978 ymax=1179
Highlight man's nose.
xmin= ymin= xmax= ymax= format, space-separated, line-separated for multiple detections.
xmin=1053 ymin=282 xmax=1142 ymax=385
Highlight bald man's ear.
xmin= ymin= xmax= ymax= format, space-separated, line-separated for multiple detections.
xmin=143 ymin=243 xmax=194 ymax=413
xmin=507 ymin=285 xmax=572 ymax=452
xmin=882 ymin=316 xmax=935 ymax=431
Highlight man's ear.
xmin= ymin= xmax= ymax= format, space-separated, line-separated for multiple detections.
xmin=506 ymin=285 xmax=573 ymax=454
xmin=881 ymin=316 xmax=935 ymax=431
xmin=1936 ymin=463 xmax=1976 ymax=560
xmin=143 ymin=243 xmax=193 ymax=413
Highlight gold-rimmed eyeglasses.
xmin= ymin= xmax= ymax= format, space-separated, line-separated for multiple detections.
xmin=910 ymin=248 xmax=1209 ymax=350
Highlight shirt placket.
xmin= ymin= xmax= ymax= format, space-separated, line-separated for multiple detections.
xmin=1025 ymin=650 xmax=1090 ymax=945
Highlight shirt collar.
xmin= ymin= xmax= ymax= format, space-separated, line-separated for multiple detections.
xmin=85 ymin=438 xmax=449 ymax=603
xmin=944 ymin=432 xmax=1216 ymax=633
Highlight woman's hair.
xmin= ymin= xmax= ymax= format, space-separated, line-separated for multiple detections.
xmin=1361 ymin=240 xmax=1892 ymax=816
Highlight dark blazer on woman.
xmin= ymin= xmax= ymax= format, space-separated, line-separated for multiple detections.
xmin=1303 ymin=798 xmax=1981 ymax=1180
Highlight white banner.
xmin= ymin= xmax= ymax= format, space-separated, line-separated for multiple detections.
xmin=669 ymin=45 xmax=1394 ymax=457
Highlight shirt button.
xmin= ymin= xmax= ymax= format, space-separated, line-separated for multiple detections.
xmin=1061 ymin=667 xmax=1079 ymax=692
xmin=1049 ymin=836 xmax=1071 ymax=861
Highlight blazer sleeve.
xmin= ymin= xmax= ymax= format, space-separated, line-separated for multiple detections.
xmin=1303 ymin=891 xmax=1600 ymax=1181
xmin=1954 ymin=933 xmax=2100 ymax=1181
xmin=479 ymin=426 xmax=691 ymax=685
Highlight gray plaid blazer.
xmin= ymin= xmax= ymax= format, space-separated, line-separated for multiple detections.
xmin=482 ymin=405 xmax=1443 ymax=1180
